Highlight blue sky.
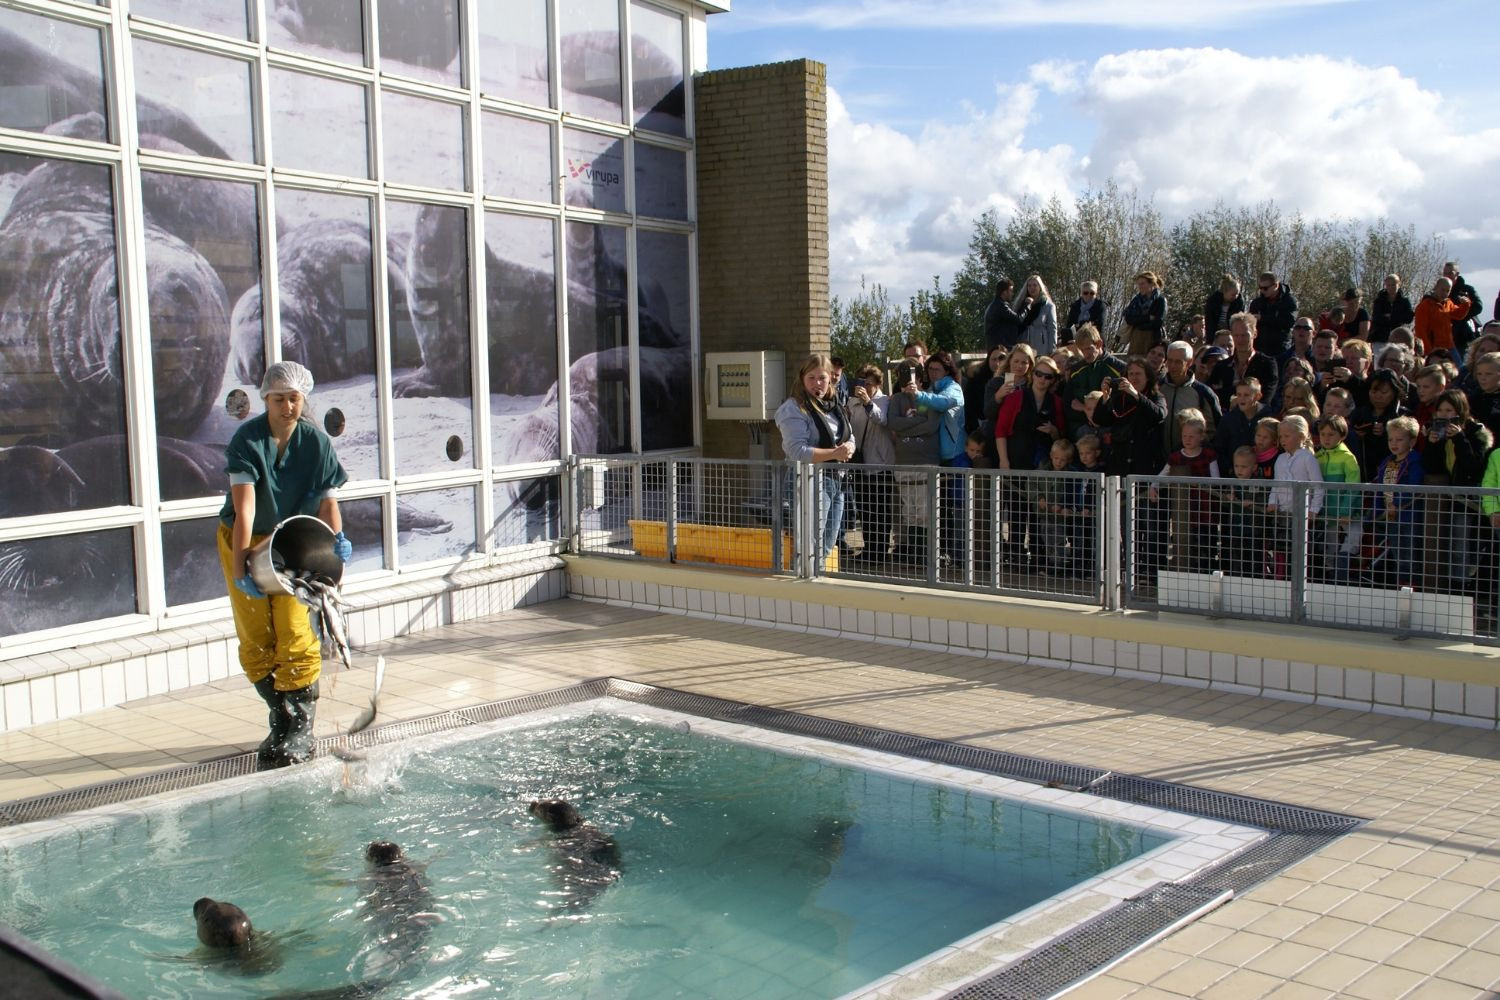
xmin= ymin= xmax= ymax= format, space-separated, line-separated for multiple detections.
xmin=706 ymin=0 xmax=1500 ymax=311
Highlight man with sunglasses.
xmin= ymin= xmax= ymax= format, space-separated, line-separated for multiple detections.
xmin=1248 ymin=270 xmax=1299 ymax=357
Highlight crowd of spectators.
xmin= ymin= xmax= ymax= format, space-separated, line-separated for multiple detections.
xmin=815 ymin=265 xmax=1500 ymax=597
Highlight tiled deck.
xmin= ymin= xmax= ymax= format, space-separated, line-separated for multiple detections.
xmin=3 ymin=597 xmax=1499 ymax=999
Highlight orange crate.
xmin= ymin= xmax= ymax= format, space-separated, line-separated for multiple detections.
xmin=627 ymin=520 xmax=834 ymax=571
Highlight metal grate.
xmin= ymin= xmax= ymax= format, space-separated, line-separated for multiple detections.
xmin=0 ymin=679 xmax=1363 ymax=1000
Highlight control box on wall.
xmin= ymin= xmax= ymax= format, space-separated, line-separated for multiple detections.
xmin=704 ymin=351 xmax=785 ymax=421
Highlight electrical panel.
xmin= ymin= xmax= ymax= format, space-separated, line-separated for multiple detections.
xmin=704 ymin=350 xmax=785 ymax=421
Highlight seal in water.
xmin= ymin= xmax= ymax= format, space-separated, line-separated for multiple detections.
xmin=189 ymin=896 xmax=296 ymax=975
xmin=194 ymin=897 xmax=253 ymax=950
xmin=528 ymin=798 xmax=622 ymax=912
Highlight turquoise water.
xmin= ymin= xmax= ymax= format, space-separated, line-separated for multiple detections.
xmin=0 ymin=712 xmax=1173 ymax=999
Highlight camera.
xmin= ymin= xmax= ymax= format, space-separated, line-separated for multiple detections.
xmin=1106 ymin=377 xmax=1124 ymax=390
xmin=1430 ymin=417 xmax=1452 ymax=432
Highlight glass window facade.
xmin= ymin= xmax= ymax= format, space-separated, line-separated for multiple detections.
xmin=0 ymin=0 xmax=701 ymax=645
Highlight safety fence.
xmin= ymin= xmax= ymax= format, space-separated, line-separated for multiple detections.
xmin=1123 ymin=477 xmax=1500 ymax=644
xmin=572 ymin=456 xmax=1500 ymax=646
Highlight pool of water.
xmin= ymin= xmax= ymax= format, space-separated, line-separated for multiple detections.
xmin=0 ymin=704 xmax=1186 ymax=999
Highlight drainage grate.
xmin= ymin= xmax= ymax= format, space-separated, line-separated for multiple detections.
xmin=0 ymin=678 xmax=1363 ymax=1000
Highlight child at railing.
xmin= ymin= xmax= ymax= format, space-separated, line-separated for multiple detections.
xmin=1483 ymin=446 xmax=1500 ymax=618
xmin=1372 ymin=416 xmax=1425 ymax=588
xmin=1219 ymin=446 xmax=1270 ymax=577
xmin=1266 ymin=415 xmax=1324 ymax=580
xmin=1212 ymin=378 xmax=1268 ymax=473
xmin=1070 ymin=435 xmax=1106 ymax=578
xmin=1253 ymin=417 xmax=1281 ymax=479
xmin=1035 ymin=439 xmax=1082 ymax=576
xmin=1152 ymin=409 xmax=1219 ymax=572
xmin=951 ymin=431 xmax=995 ymax=576
xmin=1315 ymin=415 xmax=1363 ymax=582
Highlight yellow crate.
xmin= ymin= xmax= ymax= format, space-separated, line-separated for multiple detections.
xmin=627 ymin=520 xmax=835 ymax=571
xmin=627 ymin=520 xmax=668 ymax=559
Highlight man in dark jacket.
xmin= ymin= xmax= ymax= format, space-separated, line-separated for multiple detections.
xmin=1209 ymin=313 xmax=1280 ymax=410
xmin=983 ymin=278 xmax=1040 ymax=351
xmin=1160 ymin=341 xmax=1223 ymax=453
xmin=1248 ymin=271 xmax=1298 ymax=357
xmin=1371 ymin=274 xmax=1415 ymax=344
xmin=1444 ymin=261 xmax=1483 ymax=354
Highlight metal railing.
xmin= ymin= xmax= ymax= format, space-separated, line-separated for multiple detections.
xmin=819 ymin=466 xmax=1109 ymax=605
xmin=571 ymin=456 xmax=1500 ymax=645
xmin=574 ymin=456 xmax=799 ymax=574
xmin=1123 ymin=476 xmax=1500 ymax=644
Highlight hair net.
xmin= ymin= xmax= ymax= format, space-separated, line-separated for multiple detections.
xmin=259 ymin=361 xmax=314 ymax=398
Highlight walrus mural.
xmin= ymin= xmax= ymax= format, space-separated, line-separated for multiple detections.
xmin=0 ymin=7 xmax=696 ymax=634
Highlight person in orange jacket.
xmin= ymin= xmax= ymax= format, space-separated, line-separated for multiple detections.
xmin=1414 ymin=276 xmax=1471 ymax=355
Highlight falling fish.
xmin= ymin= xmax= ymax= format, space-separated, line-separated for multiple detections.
xmin=278 ymin=568 xmax=385 ymax=763
xmin=284 ymin=570 xmax=353 ymax=672
xmin=332 ymin=654 xmax=387 ymax=765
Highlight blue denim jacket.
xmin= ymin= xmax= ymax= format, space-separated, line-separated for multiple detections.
xmin=910 ymin=377 xmax=964 ymax=461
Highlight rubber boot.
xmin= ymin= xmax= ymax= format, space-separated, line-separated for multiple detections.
xmin=279 ymin=681 xmax=320 ymax=765
xmin=252 ymin=675 xmax=291 ymax=770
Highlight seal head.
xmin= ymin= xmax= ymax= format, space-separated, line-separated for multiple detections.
xmin=193 ymin=897 xmax=253 ymax=950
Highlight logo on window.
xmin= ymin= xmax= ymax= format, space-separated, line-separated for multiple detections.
xmin=566 ymin=158 xmax=620 ymax=186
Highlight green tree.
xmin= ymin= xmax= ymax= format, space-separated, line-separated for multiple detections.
xmin=830 ymin=277 xmax=908 ymax=374
xmin=950 ymin=182 xmax=1169 ymax=350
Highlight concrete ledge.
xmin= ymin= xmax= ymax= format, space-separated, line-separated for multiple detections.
xmin=564 ymin=555 xmax=1500 ymax=729
xmin=0 ymin=558 xmax=566 ymax=733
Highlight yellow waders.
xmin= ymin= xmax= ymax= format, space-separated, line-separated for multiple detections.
xmin=217 ymin=522 xmax=322 ymax=691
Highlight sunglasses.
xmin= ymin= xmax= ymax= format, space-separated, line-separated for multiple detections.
xmin=1259 ymin=285 xmax=1273 ymax=291
xmin=1035 ymin=371 xmax=1059 ymax=380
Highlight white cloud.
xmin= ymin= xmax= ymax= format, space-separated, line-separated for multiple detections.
xmin=825 ymin=47 xmax=1500 ymax=302
xmin=723 ymin=0 xmax=1355 ymax=32
xmin=826 ymin=84 xmax=1078 ymax=298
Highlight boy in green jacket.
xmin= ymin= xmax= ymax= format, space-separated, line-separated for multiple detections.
xmin=1316 ymin=415 xmax=1363 ymax=582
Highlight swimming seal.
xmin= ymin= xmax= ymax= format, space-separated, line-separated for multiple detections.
xmin=194 ymin=897 xmax=253 ymax=950
xmin=528 ymin=798 xmax=621 ymax=911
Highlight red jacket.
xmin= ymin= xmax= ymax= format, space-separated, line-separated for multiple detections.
xmin=1413 ymin=294 xmax=1469 ymax=354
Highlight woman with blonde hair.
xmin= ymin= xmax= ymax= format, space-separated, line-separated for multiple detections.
xmin=774 ymin=354 xmax=855 ymax=566
xmin=1122 ymin=271 xmax=1167 ymax=356
xmin=1017 ymin=274 xmax=1058 ymax=355
xmin=1277 ymin=377 xmax=1321 ymax=420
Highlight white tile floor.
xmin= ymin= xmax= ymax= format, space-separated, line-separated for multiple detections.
xmin=2 ymin=597 xmax=1500 ymax=998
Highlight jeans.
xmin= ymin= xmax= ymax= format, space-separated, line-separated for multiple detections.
xmin=816 ymin=470 xmax=846 ymax=564
xmin=786 ymin=466 xmax=846 ymax=567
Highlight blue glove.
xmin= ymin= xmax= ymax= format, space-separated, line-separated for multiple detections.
xmin=333 ymin=531 xmax=352 ymax=563
xmin=234 ymin=574 xmax=265 ymax=599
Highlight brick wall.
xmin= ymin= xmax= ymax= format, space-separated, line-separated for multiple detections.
xmin=695 ymin=59 xmax=829 ymax=460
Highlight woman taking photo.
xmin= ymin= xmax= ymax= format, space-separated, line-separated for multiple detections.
xmin=994 ymin=354 xmax=1067 ymax=562
xmin=1420 ymin=389 xmax=1493 ymax=588
xmin=964 ymin=346 xmax=1007 ymax=436
xmin=1095 ymin=357 xmax=1167 ymax=477
xmin=775 ymin=354 xmax=855 ymax=568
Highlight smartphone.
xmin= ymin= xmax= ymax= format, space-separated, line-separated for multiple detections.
xmin=1003 ymin=372 xmax=1016 ymax=386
